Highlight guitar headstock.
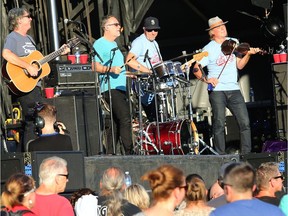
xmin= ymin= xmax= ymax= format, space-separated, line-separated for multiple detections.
xmin=67 ymin=37 xmax=81 ymax=49
xmin=193 ymin=51 xmax=208 ymax=62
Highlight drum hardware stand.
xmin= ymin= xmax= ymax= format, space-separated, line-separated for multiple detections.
xmin=183 ymin=61 xmax=218 ymax=155
xmin=144 ymin=51 xmax=164 ymax=155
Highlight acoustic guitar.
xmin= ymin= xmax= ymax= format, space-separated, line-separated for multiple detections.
xmin=2 ymin=37 xmax=80 ymax=95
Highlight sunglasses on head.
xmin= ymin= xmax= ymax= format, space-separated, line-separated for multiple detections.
xmin=146 ymin=29 xmax=159 ymax=32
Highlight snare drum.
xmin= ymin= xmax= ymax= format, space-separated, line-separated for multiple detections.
xmin=153 ymin=61 xmax=175 ymax=79
xmin=140 ymin=119 xmax=199 ymax=155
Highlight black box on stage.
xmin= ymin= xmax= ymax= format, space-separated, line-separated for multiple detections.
xmin=240 ymin=151 xmax=287 ymax=189
xmin=1 ymin=153 xmax=25 ymax=191
xmin=1 ymin=151 xmax=86 ymax=193
xmin=46 ymin=63 xmax=95 ymax=89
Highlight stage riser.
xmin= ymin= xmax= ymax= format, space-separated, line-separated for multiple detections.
xmin=84 ymin=155 xmax=239 ymax=192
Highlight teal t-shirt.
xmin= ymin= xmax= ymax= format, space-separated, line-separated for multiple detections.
xmin=93 ymin=37 xmax=126 ymax=92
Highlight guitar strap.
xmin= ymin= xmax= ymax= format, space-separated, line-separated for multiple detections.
xmin=27 ymin=35 xmax=37 ymax=50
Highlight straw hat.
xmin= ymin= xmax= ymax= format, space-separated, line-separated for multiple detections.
xmin=206 ymin=16 xmax=228 ymax=31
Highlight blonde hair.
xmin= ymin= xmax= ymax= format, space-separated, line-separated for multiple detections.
xmin=1 ymin=173 xmax=35 ymax=209
xmin=124 ymin=184 xmax=150 ymax=210
xmin=256 ymin=162 xmax=279 ymax=191
xmin=141 ymin=164 xmax=184 ymax=201
xmin=186 ymin=177 xmax=207 ymax=203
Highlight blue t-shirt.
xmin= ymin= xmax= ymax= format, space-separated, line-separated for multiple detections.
xmin=199 ymin=37 xmax=240 ymax=91
xmin=129 ymin=33 xmax=162 ymax=68
xmin=210 ymin=198 xmax=285 ymax=216
xmin=93 ymin=37 xmax=126 ymax=93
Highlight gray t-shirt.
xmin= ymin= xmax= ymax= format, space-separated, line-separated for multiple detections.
xmin=4 ymin=31 xmax=36 ymax=56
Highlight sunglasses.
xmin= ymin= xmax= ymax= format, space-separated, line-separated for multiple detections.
xmin=23 ymin=15 xmax=31 ymax=18
xmin=106 ymin=23 xmax=121 ymax=27
xmin=272 ymin=175 xmax=284 ymax=180
xmin=58 ymin=173 xmax=69 ymax=179
xmin=146 ymin=29 xmax=159 ymax=32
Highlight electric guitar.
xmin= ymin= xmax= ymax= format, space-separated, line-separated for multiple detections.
xmin=2 ymin=37 xmax=80 ymax=95
xmin=180 ymin=51 xmax=209 ymax=71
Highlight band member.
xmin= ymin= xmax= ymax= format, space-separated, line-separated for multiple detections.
xmin=92 ymin=15 xmax=133 ymax=155
xmin=126 ymin=17 xmax=162 ymax=122
xmin=2 ymin=7 xmax=70 ymax=150
xmin=193 ymin=16 xmax=261 ymax=155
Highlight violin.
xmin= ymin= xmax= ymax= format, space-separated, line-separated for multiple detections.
xmin=221 ymin=39 xmax=266 ymax=57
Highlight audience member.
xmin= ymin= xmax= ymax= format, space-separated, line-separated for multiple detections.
xmin=124 ymin=183 xmax=150 ymax=211
xmin=31 ymin=156 xmax=74 ymax=216
xmin=255 ymin=162 xmax=284 ymax=206
xmin=134 ymin=164 xmax=186 ymax=216
xmin=210 ymin=162 xmax=285 ymax=216
xmin=207 ymin=162 xmax=233 ymax=208
xmin=26 ymin=103 xmax=73 ymax=151
xmin=279 ymin=194 xmax=288 ymax=216
xmin=97 ymin=167 xmax=141 ymax=216
xmin=174 ymin=175 xmax=214 ymax=216
xmin=1 ymin=173 xmax=36 ymax=215
xmin=70 ymin=188 xmax=98 ymax=216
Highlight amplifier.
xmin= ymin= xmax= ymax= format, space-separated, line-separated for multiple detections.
xmin=46 ymin=63 xmax=96 ymax=89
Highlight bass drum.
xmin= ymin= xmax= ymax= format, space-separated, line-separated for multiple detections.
xmin=140 ymin=119 xmax=199 ymax=155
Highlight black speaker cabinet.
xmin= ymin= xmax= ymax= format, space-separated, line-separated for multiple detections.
xmin=47 ymin=95 xmax=102 ymax=156
xmin=240 ymin=151 xmax=287 ymax=189
xmin=1 ymin=153 xmax=25 ymax=191
xmin=24 ymin=151 xmax=86 ymax=193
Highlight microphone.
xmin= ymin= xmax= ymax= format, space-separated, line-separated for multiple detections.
xmin=111 ymin=47 xmax=119 ymax=52
xmin=64 ymin=18 xmax=81 ymax=25
xmin=143 ymin=49 xmax=149 ymax=62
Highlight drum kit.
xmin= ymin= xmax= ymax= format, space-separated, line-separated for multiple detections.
xmin=127 ymin=51 xmax=218 ymax=156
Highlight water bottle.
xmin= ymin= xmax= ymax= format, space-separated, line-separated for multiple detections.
xmin=75 ymin=47 xmax=80 ymax=64
xmin=249 ymin=87 xmax=255 ymax=102
xmin=124 ymin=171 xmax=132 ymax=187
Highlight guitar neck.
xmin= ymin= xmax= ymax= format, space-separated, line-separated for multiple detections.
xmin=38 ymin=46 xmax=66 ymax=65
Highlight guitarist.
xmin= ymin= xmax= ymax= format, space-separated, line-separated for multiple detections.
xmin=2 ymin=7 xmax=70 ymax=150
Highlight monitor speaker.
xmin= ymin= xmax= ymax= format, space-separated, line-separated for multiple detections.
xmin=25 ymin=151 xmax=86 ymax=193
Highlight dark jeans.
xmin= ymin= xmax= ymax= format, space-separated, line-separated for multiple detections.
xmin=209 ymin=90 xmax=251 ymax=154
xmin=103 ymin=89 xmax=133 ymax=155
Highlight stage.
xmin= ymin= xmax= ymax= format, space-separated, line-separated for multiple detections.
xmin=1 ymin=151 xmax=287 ymax=193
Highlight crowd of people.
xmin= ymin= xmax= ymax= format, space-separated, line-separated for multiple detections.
xmin=1 ymin=156 xmax=287 ymax=216
xmin=2 ymin=4 xmax=267 ymax=156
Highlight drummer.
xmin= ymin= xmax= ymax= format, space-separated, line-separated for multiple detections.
xmin=126 ymin=16 xmax=162 ymax=122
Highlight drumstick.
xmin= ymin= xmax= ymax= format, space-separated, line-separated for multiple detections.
xmin=120 ymin=56 xmax=138 ymax=68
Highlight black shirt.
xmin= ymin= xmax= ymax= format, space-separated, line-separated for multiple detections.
xmin=97 ymin=195 xmax=141 ymax=216
xmin=27 ymin=133 xmax=73 ymax=151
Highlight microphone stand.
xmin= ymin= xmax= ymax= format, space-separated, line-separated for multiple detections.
xmin=144 ymin=53 xmax=163 ymax=155
xmin=74 ymin=31 xmax=105 ymax=155
xmin=105 ymin=50 xmax=117 ymax=155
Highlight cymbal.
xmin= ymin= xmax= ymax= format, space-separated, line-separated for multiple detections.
xmin=169 ymin=53 xmax=194 ymax=61
xmin=125 ymin=71 xmax=151 ymax=76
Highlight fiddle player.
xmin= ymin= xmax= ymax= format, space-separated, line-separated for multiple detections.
xmin=126 ymin=16 xmax=161 ymax=122
xmin=193 ymin=16 xmax=261 ymax=155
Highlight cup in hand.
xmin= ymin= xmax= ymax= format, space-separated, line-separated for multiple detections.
xmin=44 ymin=87 xmax=54 ymax=99
xmin=273 ymin=54 xmax=280 ymax=63
xmin=80 ymin=54 xmax=89 ymax=64
xmin=67 ymin=55 xmax=76 ymax=64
